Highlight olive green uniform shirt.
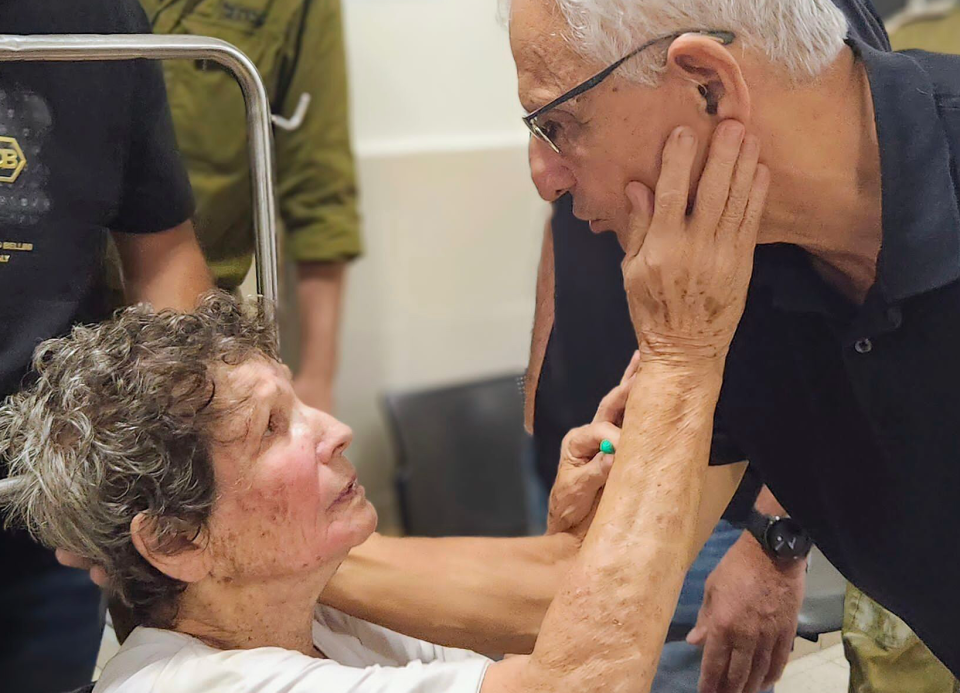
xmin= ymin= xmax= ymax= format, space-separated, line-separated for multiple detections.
xmin=126 ymin=0 xmax=361 ymax=291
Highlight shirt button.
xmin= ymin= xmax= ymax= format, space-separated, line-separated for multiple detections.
xmin=855 ymin=338 xmax=873 ymax=354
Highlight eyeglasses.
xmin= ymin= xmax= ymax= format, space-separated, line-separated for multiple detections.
xmin=523 ymin=29 xmax=736 ymax=154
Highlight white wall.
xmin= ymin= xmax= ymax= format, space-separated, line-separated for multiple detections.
xmin=336 ymin=0 xmax=549 ymax=528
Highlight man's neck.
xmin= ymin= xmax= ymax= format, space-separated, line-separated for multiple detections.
xmin=172 ymin=564 xmax=339 ymax=657
xmin=752 ymin=46 xmax=883 ymax=303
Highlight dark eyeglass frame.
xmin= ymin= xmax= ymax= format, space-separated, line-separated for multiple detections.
xmin=523 ymin=29 xmax=736 ymax=154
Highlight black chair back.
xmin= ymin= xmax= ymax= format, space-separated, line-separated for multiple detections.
xmin=383 ymin=374 xmax=529 ymax=537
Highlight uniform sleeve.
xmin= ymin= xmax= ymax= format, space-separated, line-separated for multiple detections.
xmin=273 ymin=0 xmax=362 ymax=263
xmin=112 ymin=3 xmax=195 ymax=234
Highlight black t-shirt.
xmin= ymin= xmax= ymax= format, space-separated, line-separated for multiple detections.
xmin=0 ymin=0 xmax=194 ymax=575
xmin=0 ymin=0 xmax=194 ymax=401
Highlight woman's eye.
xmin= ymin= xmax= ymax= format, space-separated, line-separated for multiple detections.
xmin=265 ymin=412 xmax=282 ymax=437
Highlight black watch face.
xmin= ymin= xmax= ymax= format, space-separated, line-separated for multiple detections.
xmin=767 ymin=518 xmax=813 ymax=559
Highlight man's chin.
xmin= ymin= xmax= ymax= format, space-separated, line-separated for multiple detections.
xmin=588 ymin=219 xmax=618 ymax=235
xmin=584 ymin=217 xmax=629 ymax=251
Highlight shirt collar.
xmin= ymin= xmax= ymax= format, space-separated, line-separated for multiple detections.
xmin=852 ymin=37 xmax=960 ymax=303
xmin=755 ymin=39 xmax=960 ymax=312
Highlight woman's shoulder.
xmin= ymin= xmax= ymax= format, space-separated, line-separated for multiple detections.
xmin=93 ymin=627 xmax=214 ymax=692
xmin=96 ymin=620 xmax=491 ymax=693
xmin=313 ymin=605 xmax=490 ymax=668
xmin=95 ymin=626 xmax=333 ymax=693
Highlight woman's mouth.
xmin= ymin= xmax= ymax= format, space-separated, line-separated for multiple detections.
xmin=332 ymin=476 xmax=360 ymax=506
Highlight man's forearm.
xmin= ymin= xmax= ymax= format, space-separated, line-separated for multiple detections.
xmin=524 ymin=219 xmax=555 ymax=433
xmin=114 ymin=221 xmax=212 ymax=311
xmin=295 ymin=261 xmax=345 ymax=409
xmin=322 ymin=531 xmax=579 ymax=655
xmin=754 ymin=484 xmax=787 ymax=515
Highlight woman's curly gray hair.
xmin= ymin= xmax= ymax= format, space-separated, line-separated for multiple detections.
xmin=0 ymin=291 xmax=278 ymax=627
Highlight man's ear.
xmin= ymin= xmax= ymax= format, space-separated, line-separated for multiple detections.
xmin=665 ymin=34 xmax=751 ymax=124
xmin=130 ymin=512 xmax=212 ymax=584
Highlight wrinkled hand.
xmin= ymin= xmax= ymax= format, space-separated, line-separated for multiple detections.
xmin=56 ymin=548 xmax=109 ymax=588
xmin=621 ymin=121 xmax=769 ymax=364
xmin=687 ymin=533 xmax=806 ymax=693
xmin=547 ymin=352 xmax=640 ymax=539
xmin=294 ymin=373 xmax=334 ymax=413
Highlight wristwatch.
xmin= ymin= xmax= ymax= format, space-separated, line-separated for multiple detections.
xmin=744 ymin=508 xmax=813 ymax=562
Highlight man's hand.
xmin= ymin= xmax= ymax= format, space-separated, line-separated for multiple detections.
xmin=687 ymin=533 xmax=806 ymax=693
xmin=112 ymin=221 xmax=212 ymax=311
xmin=621 ymin=121 xmax=768 ymax=362
xmin=547 ymin=352 xmax=640 ymax=539
xmin=295 ymin=261 xmax=346 ymax=414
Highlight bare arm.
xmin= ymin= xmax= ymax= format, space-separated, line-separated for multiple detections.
xmin=754 ymin=484 xmax=787 ymax=515
xmin=480 ymin=123 xmax=768 ymax=691
xmin=321 ymin=460 xmax=742 ymax=654
xmin=324 ymin=532 xmax=578 ymax=655
xmin=524 ymin=218 xmax=555 ymax=433
xmin=491 ymin=360 xmax=725 ymax=691
xmin=112 ymin=221 xmax=212 ymax=311
xmin=293 ymin=261 xmax=346 ymax=411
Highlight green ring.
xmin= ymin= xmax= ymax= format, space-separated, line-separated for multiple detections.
xmin=600 ymin=439 xmax=616 ymax=455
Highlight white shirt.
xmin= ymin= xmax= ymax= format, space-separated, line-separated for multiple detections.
xmin=94 ymin=605 xmax=492 ymax=693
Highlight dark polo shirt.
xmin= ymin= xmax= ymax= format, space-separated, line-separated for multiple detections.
xmin=712 ymin=38 xmax=960 ymax=674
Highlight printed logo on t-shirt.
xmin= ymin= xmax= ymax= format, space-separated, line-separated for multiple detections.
xmin=0 ymin=135 xmax=25 ymax=183
xmin=0 ymin=87 xmax=52 ymax=265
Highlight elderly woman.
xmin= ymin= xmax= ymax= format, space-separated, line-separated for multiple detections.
xmin=1 ymin=118 xmax=764 ymax=693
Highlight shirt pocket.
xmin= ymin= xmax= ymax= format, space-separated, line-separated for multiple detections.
xmin=161 ymin=13 xmax=288 ymax=175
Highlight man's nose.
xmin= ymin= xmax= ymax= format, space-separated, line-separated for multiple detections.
xmin=529 ymin=137 xmax=575 ymax=202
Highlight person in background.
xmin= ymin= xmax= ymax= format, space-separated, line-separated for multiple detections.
xmin=0 ymin=1 xmax=212 ymax=690
xmin=836 ymin=6 xmax=960 ymax=693
xmin=118 ymin=0 xmax=362 ymax=411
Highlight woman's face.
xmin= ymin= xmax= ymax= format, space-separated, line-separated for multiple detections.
xmin=201 ymin=358 xmax=377 ymax=583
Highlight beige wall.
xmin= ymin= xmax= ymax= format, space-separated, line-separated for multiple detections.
xmin=242 ymin=0 xmax=549 ymax=529
xmin=341 ymin=0 xmax=548 ymax=529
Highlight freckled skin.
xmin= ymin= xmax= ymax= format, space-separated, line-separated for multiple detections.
xmin=512 ymin=0 xmax=712 ymax=240
xmin=169 ymin=358 xmax=378 ymax=656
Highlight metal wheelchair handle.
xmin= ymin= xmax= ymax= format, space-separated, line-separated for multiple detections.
xmin=0 ymin=34 xmax=281 ymax=309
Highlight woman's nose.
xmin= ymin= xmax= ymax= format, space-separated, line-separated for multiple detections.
xmin=316 ymin=417 xmax=354 ymax=463
xmin=529 ymin=137 xmax=575 ymax=202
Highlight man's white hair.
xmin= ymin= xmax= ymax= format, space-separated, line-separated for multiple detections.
xmin=502 ymin=0 xmax=849 ymax=85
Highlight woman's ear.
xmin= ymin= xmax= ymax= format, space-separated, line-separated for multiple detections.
xmin=130 ymin=512 xmax=212 ymax=584
xmin=666 ymin=34 xmax=751 ymax=124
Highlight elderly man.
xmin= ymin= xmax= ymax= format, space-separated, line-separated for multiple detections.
xmin=523 ymin=6 xmax=894 ymax=693
xmin=508 ymin=0 xmax=960 ymax=680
